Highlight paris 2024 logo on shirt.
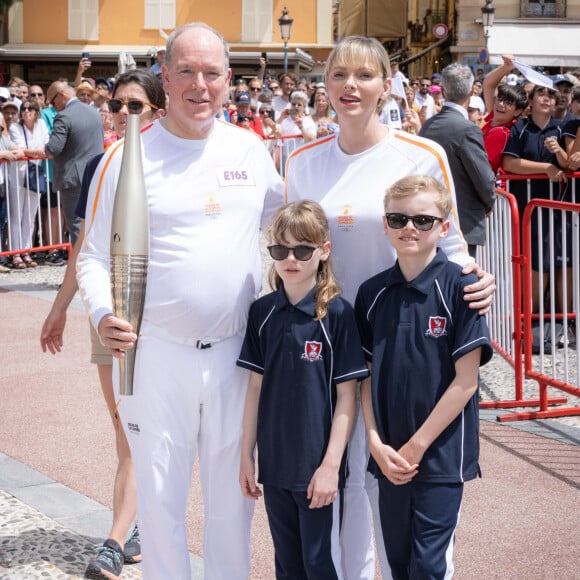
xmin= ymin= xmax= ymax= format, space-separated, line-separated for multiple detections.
xmin=426 ymin=316 xmax=448 ymax=338
xmin=301 ymin=341 xmax=323 ymax=362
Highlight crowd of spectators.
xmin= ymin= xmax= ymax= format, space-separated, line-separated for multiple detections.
xmin=377 ymin=55 xmax=579 ymax=348
xmin=0 ymin=51 xmax=579 ymax=277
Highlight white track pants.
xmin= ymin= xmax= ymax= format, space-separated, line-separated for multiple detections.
xmin=118 ymin=326 xmax=254 ymax=579
xmin=341 ymin=402 xmax=392 ymax=580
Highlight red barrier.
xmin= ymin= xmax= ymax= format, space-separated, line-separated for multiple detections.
xmin=511 ymin=197 xmax=580 ymax=420
xmin=480 ymin=172 xmax=579 ymax=421
xmin=0 ymin=157 xmax=71 ymax=264
xmin=478 ymin=188 xmax=526 ymax=403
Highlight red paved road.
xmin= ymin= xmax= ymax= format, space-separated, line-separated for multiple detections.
xmin=1 ymin=287 xmax=579 ymax=578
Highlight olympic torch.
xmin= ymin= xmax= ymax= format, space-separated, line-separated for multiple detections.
xmin=110 ymin=114 xmax=149 ymax=396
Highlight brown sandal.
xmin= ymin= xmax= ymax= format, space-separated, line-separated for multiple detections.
xmin=22 ymin=253 xmax=38 ymax=268
xmin=12 ymin=255 xmax=26 ymax=269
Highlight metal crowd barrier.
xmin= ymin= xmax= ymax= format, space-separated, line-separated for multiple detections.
xmin=0 ymin=157 xmax=71 ymax=263
xmin=264 ymin=134 xmax=306 ymax=178
xmin=479 ymin=172 xmax=580 ymax=421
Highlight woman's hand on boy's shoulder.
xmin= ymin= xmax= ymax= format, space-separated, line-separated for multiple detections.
xmin=462 ymin=262 xmax=496 ymax=315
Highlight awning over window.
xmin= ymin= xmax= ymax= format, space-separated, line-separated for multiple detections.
xmin=0 ymin=45 xmax=315 ymax=71
xmin=488 ymin=23 xmax=580 ymax=68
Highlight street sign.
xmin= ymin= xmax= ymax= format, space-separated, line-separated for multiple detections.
xmin=478 ymin=48 xmax=489 ymax=65
xmin=433 ymin=24 xmax=448 ymax=39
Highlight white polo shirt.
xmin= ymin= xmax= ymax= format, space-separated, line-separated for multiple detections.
xmin=79 ymin=119 xmax=284 ymax=340
xmin=285 ymin=131 xmax=470 ymax=303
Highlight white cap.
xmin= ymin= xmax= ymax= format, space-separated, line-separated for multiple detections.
xmin=0 ymin=87 xmax=10 ymax=100
xmin=468 ymin=95 xmax=485 ymax=113
xmin=506 ymin=73 xmax=518 ymax=86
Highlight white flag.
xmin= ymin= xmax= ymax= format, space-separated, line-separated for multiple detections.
xmin=513 ymin=61 xmax=554 ymax=89
xmin=391 ymin=75 xmax=408 ymax=108
xmin=391 ymin=75 xmax=406 ymax=98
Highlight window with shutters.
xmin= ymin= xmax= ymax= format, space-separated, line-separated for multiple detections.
xmin=144 ymin=0 xmax=176 ymax=30
xmin=68 ymin=0 xmax=99 ymax=41
xmin=242 ymin=0 xmax=273 ymax=43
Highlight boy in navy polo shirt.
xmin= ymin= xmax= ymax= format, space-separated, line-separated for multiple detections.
xmin=238 ymin=200 xmax=369 ymax=579
xmin=355 ymin=175 xmax=493 ymax=579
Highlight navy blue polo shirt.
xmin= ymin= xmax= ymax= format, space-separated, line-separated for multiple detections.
xmin=75 ymin=153 xmax=104 ymax=219
xmin=355 ymin=250 xmax=493 ymax=484
xmin=503 ymin=117 xmax=565 ymax=206
xmin=237 ymin=285 xmax=369 ymax=492
xmin=562 ymin=118 xmax=580 ymax=141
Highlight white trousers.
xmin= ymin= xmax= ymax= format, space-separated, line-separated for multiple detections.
xmin=8 ymin=187 xmax=39 ymax=251
xmin=119 ymin=326 xmax=254 ymax=579
xmin=341 ymin=402 xmax=392 ymax=580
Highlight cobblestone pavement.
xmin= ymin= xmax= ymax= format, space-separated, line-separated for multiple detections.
xmin=0 ymin=490 xmax=142 ymax=579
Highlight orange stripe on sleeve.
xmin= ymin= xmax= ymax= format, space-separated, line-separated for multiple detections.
xmin=393 ymin=132 xmax=453 ymax=192
xmin=88 ymin=141 xmax=123 ymax=225
xmin=284 ymin=135 xmax=335 ymax=203
xmin=393 ymin=132 xmax=468 ymax=254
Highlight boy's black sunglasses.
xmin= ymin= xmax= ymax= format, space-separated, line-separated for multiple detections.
xmin=385 ymin=213 xmax=444 ymax=231
xmin=108 ymin=99 xmax=159 ymax=114
xmin=267 ymin=244 xmax=319 ymax=261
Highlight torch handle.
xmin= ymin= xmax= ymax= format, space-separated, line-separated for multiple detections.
xmin=110 ymin=253 xmax=148 ymax=396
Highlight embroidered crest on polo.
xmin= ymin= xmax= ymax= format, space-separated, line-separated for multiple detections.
xmin=301 ymin=341 xmax=323 ymax=362
xmin=426 ymin=316 xmax=448 ymax=338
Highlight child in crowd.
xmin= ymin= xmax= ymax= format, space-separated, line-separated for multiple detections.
xmin=238 ymin=200 xmax=368 ymax=579
xmin=355 ymin=175 xmax=493 ymax=579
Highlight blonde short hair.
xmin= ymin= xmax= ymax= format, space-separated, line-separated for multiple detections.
xmin=384 ymin=175 xmax=452 ymax=217
xmin=324 ymin=36 xmax=391 ymax=114
xmin=325 ymin=35 xmax=391 ymax=81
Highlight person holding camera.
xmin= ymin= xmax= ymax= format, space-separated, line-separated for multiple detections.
xmin=277 ymin=90 xmax=317 ymax=171
xmin=258 ymin=104 xmax=282 ymax=169
xmin=74 ymin=52 xmax=93 ymax=88
xmin=279 ymin=90 xmax=316 ymax=142
xmin=234 ymin=91 xmax=265 ymax=138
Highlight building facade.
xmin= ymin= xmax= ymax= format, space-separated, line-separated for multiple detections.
xmin=453 ymin=0 xmax=580 ymax=71
xmin=1 ymin=0 xmax=577 ymax=88
xmin=0 ymin=0 xmax=335 ymax=86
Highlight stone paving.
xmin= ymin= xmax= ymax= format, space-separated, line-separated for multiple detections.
xmin=0 ymin=490 xmax=142 ymax=579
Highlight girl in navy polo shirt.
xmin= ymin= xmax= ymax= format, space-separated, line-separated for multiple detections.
xmin=238 ymin=200 xmax=369 ymax=579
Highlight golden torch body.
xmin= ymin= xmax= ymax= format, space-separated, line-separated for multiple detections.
xmin=110 ymin=114 xmax=149 ymax=396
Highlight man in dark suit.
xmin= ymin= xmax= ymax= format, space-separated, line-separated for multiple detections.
xmin=45 ymin=81 xmax=104 ymax=245
xmin=420 ymin=63 xmax=496 ymax=258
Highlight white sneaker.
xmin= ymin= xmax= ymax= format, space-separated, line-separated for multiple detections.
xmin=560 ymin=326 xmax=577 ymax=348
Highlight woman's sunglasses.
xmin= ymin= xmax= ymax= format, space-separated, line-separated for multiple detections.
xmin=108 ymin=99 xmax=159 ymax=114
xmin=267 ymin=244 xmax=319 ymax=261
xmin=385 ymin=213 xmax=444 ymax=231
